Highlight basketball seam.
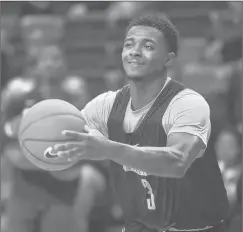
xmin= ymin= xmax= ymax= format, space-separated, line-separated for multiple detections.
xmin=19 ymin=113 xmax=84 ymax=138
xmin=22 ymin=140 xmax=74 ymax=165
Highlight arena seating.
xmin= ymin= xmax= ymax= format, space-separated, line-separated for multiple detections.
xmin=1 ymin=2 xmax=232 ymax=94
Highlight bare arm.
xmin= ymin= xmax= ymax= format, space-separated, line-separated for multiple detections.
xmin=56 ymin=89 xmax=210 ymax=178
xmin=107 ymin=132 xmax=205 ymax=178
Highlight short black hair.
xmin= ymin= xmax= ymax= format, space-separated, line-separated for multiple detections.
xmin=126 ymin=15 xmax=179 ymax=56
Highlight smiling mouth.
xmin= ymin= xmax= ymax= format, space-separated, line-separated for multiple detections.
xmin=128 ymin=61 xmax=144 ymax=66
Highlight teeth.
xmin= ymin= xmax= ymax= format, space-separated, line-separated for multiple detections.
xmin=129 ymin=62 xmax=141 ymax=65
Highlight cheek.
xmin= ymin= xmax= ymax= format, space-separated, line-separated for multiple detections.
xmin=145 ymin=53 xmax=164 ymax=68
xmin=122 ymin=48 xmax=128 ymax=61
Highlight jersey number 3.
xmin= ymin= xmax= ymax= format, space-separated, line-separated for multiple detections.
xmin=141 ymin=179 xmax=156 ymax=210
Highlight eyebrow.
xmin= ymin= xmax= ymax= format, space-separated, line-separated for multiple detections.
xmin=124 ymin=37 xmax=157 ymax=44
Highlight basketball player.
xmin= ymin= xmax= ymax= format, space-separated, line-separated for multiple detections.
xmin=1 ymin=45 xmax=106 ymax=232
xmin=54 ymin=15 xmax=229 ymax=232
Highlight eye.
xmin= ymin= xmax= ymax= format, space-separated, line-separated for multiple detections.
xmin=144 ymin=44 xmax=154 ymax=50
xmin=124 ymin=42 xmax=133 ymax=48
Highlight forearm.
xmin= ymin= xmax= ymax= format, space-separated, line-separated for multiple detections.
xmin=107 ymin=141 xmax=185 ymax=178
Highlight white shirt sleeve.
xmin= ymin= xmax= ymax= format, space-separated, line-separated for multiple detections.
xmin=80 ymin=91 xmax=117 ymax=138
xmin=163 ymin=89 xmax=211 ymax=147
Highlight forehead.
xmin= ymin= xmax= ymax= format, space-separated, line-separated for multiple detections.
xmin=125 ymin=25 xmax=164 ymax=41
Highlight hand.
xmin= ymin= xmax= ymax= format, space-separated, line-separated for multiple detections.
xmin=54 ymin=125 xmax=111 ymax=162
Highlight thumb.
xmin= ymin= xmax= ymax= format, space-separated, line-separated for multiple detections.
xmin=84 ymin=126 xmax=105 ymax=138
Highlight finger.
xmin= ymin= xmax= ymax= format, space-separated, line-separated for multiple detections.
xmin=62 ymin=130 xmax=90 ymax=141
xmin=68 ymin=151 xmax=88 ymax=162
xmin=68 ymin=156 xmax=79 ymax=162
xmin=54 ymin=142 xmax=82 ymax=152
xmin=62 ymin=130 xmax=80 ymax=138
xmin=57 ymin=147 xmax=80 ymax=160
xmin=59 ymin=149 xmax=88 ymax=162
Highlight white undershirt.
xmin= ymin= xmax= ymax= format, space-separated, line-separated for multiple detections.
xmin=124 ymin=77 xmax=171 ymax=133
xmin=81 ymin=77 xmax=211 ymax=148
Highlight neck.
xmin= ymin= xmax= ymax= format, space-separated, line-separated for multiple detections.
xmin=128 ymin=74 xmax=167 ymax=111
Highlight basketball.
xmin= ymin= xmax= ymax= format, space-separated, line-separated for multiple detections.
xmin=18 ymin=99 xmax=86 ymax=171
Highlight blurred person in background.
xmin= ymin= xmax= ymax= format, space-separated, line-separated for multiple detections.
xmin=227 ymin=61 xmax=242 ymax=135
xmin=214 ymin=126 xmax=242 ymax=229
xmin=227 ymin=173 xmax=242 ymax=232
xmin=204 ymin=2 xmax=242 ymax=65
xmin=202 ymin=2 xmax=242 ymax=161
xmin=106 ymin=2 xmax=170 ymax=26
xmin=19 ymin=1 xmax=54 ymax=17
xmin=106 ymin=2 xmax=146 ymax=26
xmin=66 ymin=3 xmax=88 ymax=20
xmin=1 ymin=45 xmax=107 ymax=232
xmin=103 ymin=69 xmax=126 ymax=92
xmin=1 ymin=29 xmax=15 ymax=88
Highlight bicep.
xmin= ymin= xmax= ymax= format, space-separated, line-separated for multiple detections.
xmin=165 ymin=91 xmax=211 ymax=148
xmin=167 ymin=132 xmax=206 ymax=170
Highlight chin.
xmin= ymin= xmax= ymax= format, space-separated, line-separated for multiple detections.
xmin=123 ymin=63 xmax=147 ymax=79
xmin=125 ymin=70 xmax=147 ymax=79
xmin=127 ymin=74 xmax=145 ymax=81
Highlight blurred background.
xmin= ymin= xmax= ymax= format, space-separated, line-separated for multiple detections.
xmin=0 ymin=1 xmax=242 ymax=232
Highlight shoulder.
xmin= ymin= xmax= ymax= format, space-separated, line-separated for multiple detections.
xmin=163 ymin=88 xmax=211 ymax=146
xmin=80 ymin=90 xmax=118 ymax=135
xmin=168 ymin=88 xmax=210 ymax=114
xmin=82 ymin=85 xmax=130 ymax=120
xmin=83 ymin=90 xmax=118 ymax=114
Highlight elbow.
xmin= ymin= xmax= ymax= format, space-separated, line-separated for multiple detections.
xmin=172 ymin=150 xmax=188 ymax=178
xmin=175 ymin=165 xmax=187 ymax=178
xmin=155 ymin=162 xmax=187 ymax=178
xmin=173 ymin=158 xmax=188 ymax=178
xmin=175 ymin=154 xmax=192 ymax=178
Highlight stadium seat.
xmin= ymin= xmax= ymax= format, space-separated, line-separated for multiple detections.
xmin=1 ymin=2 xmax=21 ymax=15
xmin=170 ymin=13 xmax=212 ymax=38
xmin=63 ymin=13 xmax=107 ymax=43
xmin=64 ymin=43 xmax=107 ymax=69
xmin=20 ymin=15 xmax=63 ymax=44
xmin=177 ymin=38 xmax=207 ymax=64
xmin=182 ymin=63 xmax=231 ymax=95
xmin=107 ymin=18 xmax=129 ymax=41
xmin=1 ymin=15 xmax=20 ymax=38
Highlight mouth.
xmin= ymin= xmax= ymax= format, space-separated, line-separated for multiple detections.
xmin=127 ymin=61 xmax=144 ymax=66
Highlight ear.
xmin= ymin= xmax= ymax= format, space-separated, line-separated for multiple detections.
xmin=165 ymin=52 xmax=176 ymax=68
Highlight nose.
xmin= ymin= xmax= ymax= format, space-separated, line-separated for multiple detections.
xmin=129 ymin=44 xmax=142 ymax=57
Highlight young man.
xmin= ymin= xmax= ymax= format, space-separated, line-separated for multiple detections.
xmin=54 ymin=15 xmax=229 ymax=232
